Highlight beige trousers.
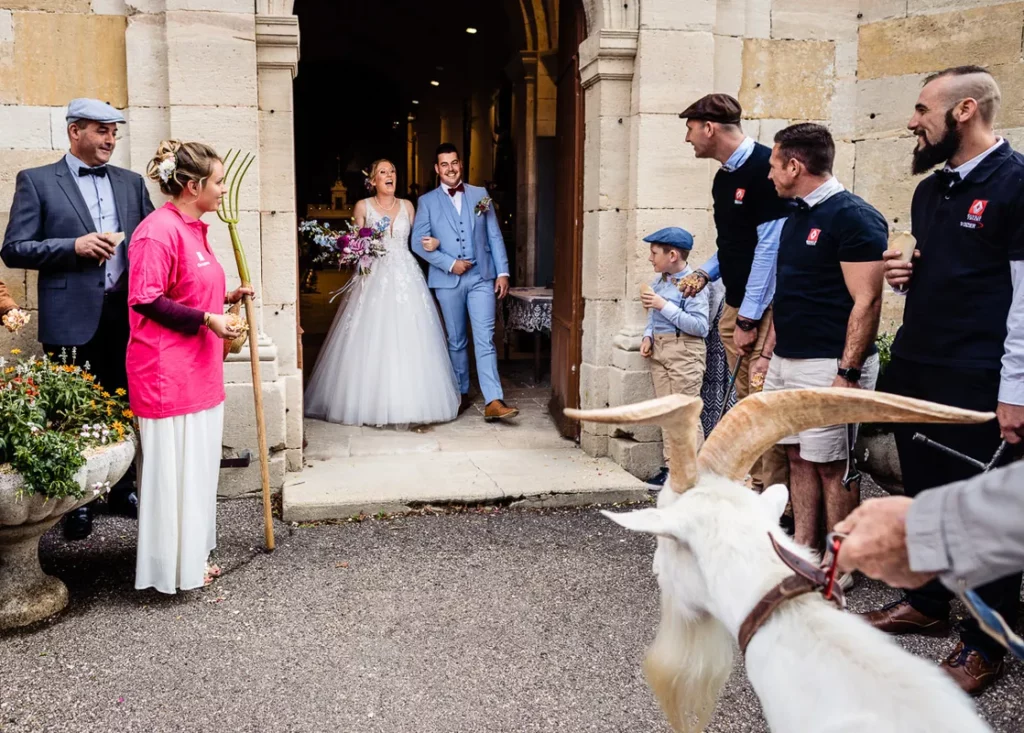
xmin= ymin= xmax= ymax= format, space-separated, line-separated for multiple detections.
xmin=650 ymin=333 xmax=707 ymax=464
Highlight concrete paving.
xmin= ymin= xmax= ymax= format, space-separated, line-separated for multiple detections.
xmin=284 ymin=387 xmax=648 ymax=521
xmin=1 ymin=491 xmax=1022 ymax=733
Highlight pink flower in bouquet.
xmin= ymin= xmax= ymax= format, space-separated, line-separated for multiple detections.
xmin=359 ymin=227 xmax=373 ymax=238
xmin=337 ymin=234 xmax=350 ymax=250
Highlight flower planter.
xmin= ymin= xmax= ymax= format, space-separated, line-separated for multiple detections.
xmin=0 ymin=438 xmax=135 ymax=630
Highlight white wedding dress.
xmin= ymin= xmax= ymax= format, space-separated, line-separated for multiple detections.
xmin=304 ymin=199 xmax=460 ymax=426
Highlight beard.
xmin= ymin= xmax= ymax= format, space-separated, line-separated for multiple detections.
xmin=912 ymin=109 xmax=961 ymax=174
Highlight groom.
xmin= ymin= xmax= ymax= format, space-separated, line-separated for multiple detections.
xmin=412 ymin=143 xmax=519 ymax=421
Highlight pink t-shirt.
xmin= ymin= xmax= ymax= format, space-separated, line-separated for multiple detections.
xmin=127 ymin=203 xmax=227 ymax=419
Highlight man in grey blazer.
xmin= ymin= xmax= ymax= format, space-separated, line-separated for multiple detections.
xmin=2 ymin=98 xmax=155 ymax=539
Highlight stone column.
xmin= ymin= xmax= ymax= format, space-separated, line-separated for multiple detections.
xmin=468 ymin=92 xmax=494 ymax=185
xmin=510 ymin=51 xmax=539 ymax=286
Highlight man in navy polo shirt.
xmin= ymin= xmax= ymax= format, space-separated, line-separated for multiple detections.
xmin=761 ymin=123 xmax=887 ymax=556
xmin=861 ymin=65 xmax=1024 ymax=696
xmin=678 ymin=93 xmax=792 ymax=491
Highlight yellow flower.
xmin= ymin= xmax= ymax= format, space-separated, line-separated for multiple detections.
xmin=106 ymin=406 xmax=112 ymax=416
xmin=112 ymin=420 xmax=124 ymax=430
xmin=91 ymin=400 xmax=96 ymax=408
xmin=4 ymin=367 xmax=14 ymax=375
xmin=115 ymin=388 xmax=126 ymax=397
xmin=10 ymin=348 xmax=21 ymax=355
xmin=101 ymin=391 xmax=110 ymax=398
xmin=122 ymin=409 xmax=134 ymax=419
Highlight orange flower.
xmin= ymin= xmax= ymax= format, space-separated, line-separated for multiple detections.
xmin=83 ymin=373 xmax=95 ymax=382
xmin=115 ymin=388 xmax=126 ymax=397
xmin=10 ymin=348 xmax=21 ymax=355
xmin=101 ymin=391 xmax=110 ymax=398
xmin=122 ymin=409 xmax=134 ymax=419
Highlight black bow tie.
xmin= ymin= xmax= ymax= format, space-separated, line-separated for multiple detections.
xmin=78 ymin=166 xmax=107 ymax=178
xmin=935 ymin=169 xmax=962 ymax=188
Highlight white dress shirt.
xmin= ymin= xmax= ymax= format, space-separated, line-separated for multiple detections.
xmin=65 ymin=152 xmax=124 ymax=291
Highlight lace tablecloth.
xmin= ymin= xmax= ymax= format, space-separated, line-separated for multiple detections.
xmin=503 ymin=287 xmax=553 ymax=337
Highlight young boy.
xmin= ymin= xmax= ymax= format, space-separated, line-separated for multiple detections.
xmin=639 ymin=227 xmax=710 ymax=486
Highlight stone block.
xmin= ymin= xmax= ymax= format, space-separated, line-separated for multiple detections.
xmin=580 ymin=362 xmax=609 ymax=409
xmin=990 ymin=64 xmax=1024 ymax=129
xmin=714 ymin=0 xmax=771 ymax=38
xmin=880 ymin=289 xmax=906 ymax=334
xmin=835 ymin=41 xmax=858 ymax=79
xmin=634 ymin=29 xmax=715 ymax=115
xmin=834 ymin=140 xmax=855 ymax=190
xmin=218 ymin=451 xmax=285 ymax=498
xmin=258 ymin=109 xmax=296 ymax=212
xmin=583 ymin=77 xmax=631 ymax=123
xmin=0 ymin=260 xmax=26 ymax=304
xmin=0 ymin=43 xmax=15 ymax=105
xmin=739 ymin=39 xmax=835 ymax=120
xmin=166 ymin=11 xmax=257 ymax=107
xmin=260 ymin=211 xmax=298 ymax=306
xmin=167 ymin=0 xmax=255 ymax=10
xmin=285 ymin=448 xmax=302 ymax=473
xmin=258 ymin=66 xmax=295 ymax=113
xmin=852 ymin=137 xmax=918 ymax=227
xmin=640 ymin=0 xmax=715 ymax=31
xmin=2 ymin=0 xmax=89 ymax=10
xmin=632 ymin=114 xmax=711 ymax=210
xmin=856 ymin=73 xmax=928 ymax=137
xmin=860 ymin=0 xmax=910 ymax=22
xmin=126 ymin=12 xmax=170 ymax=108
xmin=0 ymin=106 xmax=51 ymax=150
xmin=607 ymin=366 xmax=655 ymax=407
xmin=610 ymin=346 xmax=648 ymax=372
xmin=581 ymin=297 xmax=620 ymax=366
xmin=48 ymin=107 xmax=67 ymax=151
xmin=223 ymin=378 xmax=287 ymax=452
xmin=771 ymin=0 xmax=860 ymax=41
xmin=284 ymin=371 xmax=302 ymax=450
xmin=612 ymin=424 xmax=663 ymax=443
xmin=609 ymin=436 xmax=663 ymax=480
xmin=829 ymin=78 xmax=857 ymax=138
xmin=858 ymin=4 xmax=1024 ymax=80
xmin=169 ymin=105 xmax=260 ymax=212
xmin=583 ymin=115 xmax=630 ymax=211
xmin=13 ymin=13 xmax=127 ymax=107
xmin=92 ymin=0 xmax=126 ymax=14
xmin=908 ymin=0 xmax=1015 ymax=14
xmin=581 ymin=209 xmax=627 ymax=300
xmin=0 ymin=150 xmax=62 ymax=210
xmin=714 ymin=34 xmax=744 ymax=98
xmin=263 ymin=303 xmax=298 ymax=374
xmin=579 ymin=430 xmax=609 ymax=458
xmin=126 ymin=106 xmax=170 ymax=200
xmin=0 ymin=11 xmax=11 ymax=43
xmin=1002 ymin=126 xmax=1024 ymax=151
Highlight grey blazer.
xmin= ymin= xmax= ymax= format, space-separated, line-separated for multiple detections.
xmin=1 ymin=160 xmax=155 ymax=345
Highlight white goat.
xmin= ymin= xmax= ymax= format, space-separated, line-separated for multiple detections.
xmin=568 ymin=389 xmax=995 ymax=733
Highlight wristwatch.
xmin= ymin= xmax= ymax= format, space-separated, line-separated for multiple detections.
xmin=837 ymin=366 xmax=862 ymax=383
xmin=735 ymin=317 xmax=758 ymax=332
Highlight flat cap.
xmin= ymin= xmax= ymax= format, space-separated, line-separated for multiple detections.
xmin=678 ymin=93 xmax=742 ymax=124
xmin=66 ymin=98 xmax=125 ymax=124
xmin=643 ymin=227 xmax=694 ymax=251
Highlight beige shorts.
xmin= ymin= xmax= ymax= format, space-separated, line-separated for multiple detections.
xmin=763 ymin=353 xmax=880 ymax=463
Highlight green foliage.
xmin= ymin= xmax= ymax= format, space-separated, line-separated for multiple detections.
xmin=876 ymin=331 xmax=895 ymax=375
xmin=0 ymin=349 xmax=133 ymax=500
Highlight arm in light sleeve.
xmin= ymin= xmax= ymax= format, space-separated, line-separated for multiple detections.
xmin=998 ymin=260 xmax=1024 ymax=405
xmin=737 ymin=217 xmax=784 ymax=321
xmin=484 ymin=201 xmax=510 ymax=278
xmin=410 ymin=196 xmax=456 ymax=273
xmin=644 ymin=301 xmax=655 ymax=339
xmin=659 ymin=288 xmax=710 ymax=338
xmin=906 ymin=460 xmax=1024 ymax=591
xmin=697 ymin=251 xmax=721 ymax=281
xmin=1 ymin=171 xmax=79 ymax=271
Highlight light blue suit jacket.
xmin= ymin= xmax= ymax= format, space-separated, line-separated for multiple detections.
xmin=411 ymin=183 xmax=509 ymax=289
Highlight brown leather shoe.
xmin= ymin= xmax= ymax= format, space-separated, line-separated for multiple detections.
xmin=484 ymin=399 xmax=519 ymax=421
xmin=859 ymin=599 xmax=950 ymax=637
xmin=941 ymin=642 xmax=1004 ymax=696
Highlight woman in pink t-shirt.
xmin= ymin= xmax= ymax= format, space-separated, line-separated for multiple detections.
xmin=127 ymin=140 xmax=251 ymax=594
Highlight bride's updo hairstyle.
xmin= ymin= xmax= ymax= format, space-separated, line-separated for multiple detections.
xmin=366 ymin=159 xmax=395 ymax=191
xmin=146 ymin=140 xmax=221 ymax=198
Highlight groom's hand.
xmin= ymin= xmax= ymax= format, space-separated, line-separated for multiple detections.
xmin=452 ymin=259 xmax=474 ymax=275
xmin=495 ymin=275 xmax=510 ymax=300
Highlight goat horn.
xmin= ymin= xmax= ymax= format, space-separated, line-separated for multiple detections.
xmin=566 ymin=395 xmax=704 ymax=493
xmin=697 ymin=388 xmax=995 ymax=481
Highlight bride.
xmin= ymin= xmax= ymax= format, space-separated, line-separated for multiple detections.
xmin=304 ymin=159 xmax=460 ymax=426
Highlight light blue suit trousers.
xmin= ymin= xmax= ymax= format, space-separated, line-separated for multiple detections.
xmin=433 ymin=267 xmax=503 ymax=403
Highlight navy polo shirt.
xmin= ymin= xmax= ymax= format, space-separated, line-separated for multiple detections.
xmin=892 ymin=141 xmax=1024 ymax=370
xmin=774 ymin=188 xmax=888 ymax=359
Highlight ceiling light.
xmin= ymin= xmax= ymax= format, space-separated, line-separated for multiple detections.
xmin=466 ymin=27 xmax=477 ymax=34
xmin=430 ymin=80 xmax=440 ymax=87
xmin=411 ymin=99 xmax=419 ymax=105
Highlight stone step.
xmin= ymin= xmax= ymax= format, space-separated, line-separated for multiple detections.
xmin=282 ymin=447 xmax=650 ymax=521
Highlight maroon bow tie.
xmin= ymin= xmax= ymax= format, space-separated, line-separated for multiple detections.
xmin=447 ymin=183 xmax=465 ymax=197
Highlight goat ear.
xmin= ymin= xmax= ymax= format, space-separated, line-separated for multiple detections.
xmin=601 ymin=508 xmax=678 ymax=540
xmin=760 ymin=483 xmax=789 ymax=521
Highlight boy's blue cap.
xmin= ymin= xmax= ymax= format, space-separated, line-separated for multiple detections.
xmin=643 ymin=227 xmax=693 ymax=250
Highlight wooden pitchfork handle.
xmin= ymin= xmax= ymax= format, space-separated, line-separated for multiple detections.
xmin=241 ymin=287 xmax=275 ymax=551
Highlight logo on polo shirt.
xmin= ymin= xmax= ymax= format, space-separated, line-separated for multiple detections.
xmin=196 ymin=251 xmax=210 ymax=268
xmin=806 ymin=228 xmax=821 ymax=246
xmin=961 ymin=199 xmax=989 ymax=229
xmin=734 ymin=188 xmax=746 ymax=205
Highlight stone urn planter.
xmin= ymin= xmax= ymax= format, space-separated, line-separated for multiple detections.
xmin=0 ymin=438 xmax=136 ymax=630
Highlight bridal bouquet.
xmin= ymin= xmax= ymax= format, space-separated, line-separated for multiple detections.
xmin=299 ymin=218 xmax=389 ymax=275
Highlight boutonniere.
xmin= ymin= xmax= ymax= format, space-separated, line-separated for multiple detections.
xmin=474 ymin=196 xmax=492 ymax=217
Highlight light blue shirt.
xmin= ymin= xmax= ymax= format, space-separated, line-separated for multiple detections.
xmin=65 ymin=152 xmax=124 ymax=291
xmin=697 ymin=136 xmax=787 ymax=321
xmin=644 ymin=265 xmax=711 ymax=339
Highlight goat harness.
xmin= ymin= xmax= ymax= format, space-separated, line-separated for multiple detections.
xmin=738 ymin=533 xmax=847 ymax=654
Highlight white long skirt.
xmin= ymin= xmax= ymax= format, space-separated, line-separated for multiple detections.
xmin=135 ymin=403 xmax=224 ymax=594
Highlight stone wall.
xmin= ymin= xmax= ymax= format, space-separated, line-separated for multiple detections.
xmin=577 ymin=0 xmax=1024 ymax=479
xmin=0 ymin=0 xmax=301 ymax=497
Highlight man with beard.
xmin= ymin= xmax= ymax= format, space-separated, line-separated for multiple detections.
xmin=860 ymin=66 xmax=1024 ymax=695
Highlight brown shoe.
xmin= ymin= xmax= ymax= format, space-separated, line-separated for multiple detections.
xmin=941 ymin=642 xmax=1004 ymax=696
xmin=860 ymin=599 xmax=950 ymax=637
xmin=484 ymin=399 xmax=519 ymax=421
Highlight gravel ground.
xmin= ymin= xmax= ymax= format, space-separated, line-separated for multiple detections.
xmin=1 ymin=496 xmax=1021 ymax=733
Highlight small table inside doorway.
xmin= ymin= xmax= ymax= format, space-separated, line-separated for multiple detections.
xmin=502 ymin=287 xmax=553 ymax=384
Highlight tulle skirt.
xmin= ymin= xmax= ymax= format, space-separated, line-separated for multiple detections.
xmin=303 ymin=250 xmax=460 ymax=427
